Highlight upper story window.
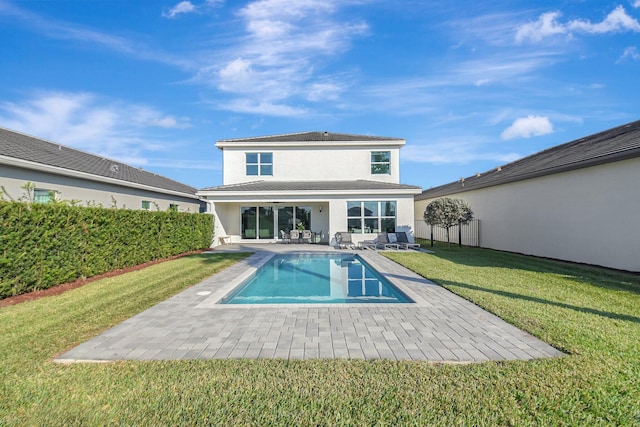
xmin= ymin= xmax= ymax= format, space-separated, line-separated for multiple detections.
xmin=371 ymin=151 xmax=390 ymax=175
xmin=34 ymin=188 xmax=54 ymax=204
xmin=246 ymin=152 xmax=273 ymax=176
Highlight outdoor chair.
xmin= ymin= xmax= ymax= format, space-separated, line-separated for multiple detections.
xmin=290 ymin=229 xmax=300 ymax=243
xmin=358 ymin=237 xmax=378 ymax=250
xmin=280 ymin=230 xmax=291 ymax=244
xmin=375 ymin=232 xmax=399 ymax=250
xmin=396 ymin=231 xmax=420 ymax=250
xmin=301 ymin=229 xmax=312 ymax=244
xmin=334 ymin=232 xmax=355 ymax=249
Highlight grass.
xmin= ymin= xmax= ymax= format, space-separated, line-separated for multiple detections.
xmin=1 ymin=246 xmax=639 ymax=426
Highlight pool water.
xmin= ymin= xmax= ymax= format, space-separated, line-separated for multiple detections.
xmin=222 ymin=253 xmax=413 ymax=304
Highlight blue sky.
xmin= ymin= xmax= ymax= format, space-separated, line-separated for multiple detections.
xmin=1 ymin=0 xmax=639 ymax=190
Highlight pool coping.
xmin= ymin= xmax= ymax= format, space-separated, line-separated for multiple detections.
xmin=55 ymin=244 xmax=565 ymax=363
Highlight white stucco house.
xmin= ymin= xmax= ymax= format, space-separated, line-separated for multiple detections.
xmin=0 ymin=126 xmax=203 ymax=212
xmin=197 ymin=131 xmax=422 ymax=246
xmin=415 ymin=120 xmax=640 ymax=272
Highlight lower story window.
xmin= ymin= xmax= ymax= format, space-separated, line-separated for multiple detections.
xmin=141 ymin=200 xmax=151 ymax=210
xmin=34 ymin=188 xmax=54 ymax=204
xmin=169 ymin=204 xmax=179 ymax=212
xmin=347 ymin=201 xmax=396 ymax=234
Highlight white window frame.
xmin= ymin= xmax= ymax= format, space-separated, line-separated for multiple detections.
xmin=347 ymin=201 xmax=396 ymax=234
xmin=246 ymin=152 xmax=273 ymax=176
xmin=371 ymin=151 xmax=391 ymax=175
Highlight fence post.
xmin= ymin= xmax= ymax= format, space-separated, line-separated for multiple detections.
xmin=458 ymin=221 xmax=462 ymax=247
xmin=430 ymin=224 xmax=434 ymax=247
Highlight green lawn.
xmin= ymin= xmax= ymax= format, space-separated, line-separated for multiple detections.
xmin=1 ymin=247 xmax=639 ymax=426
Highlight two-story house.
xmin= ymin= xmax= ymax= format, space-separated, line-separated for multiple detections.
xmin=197 ymin=131 xmax=422 ymax=246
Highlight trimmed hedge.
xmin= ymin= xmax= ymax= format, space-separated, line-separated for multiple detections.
xmin=0 ymin=201 xmax=214 ymax=298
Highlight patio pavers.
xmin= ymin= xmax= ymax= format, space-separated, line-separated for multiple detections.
xmin=55 ymin=244 xmax=564 ymax=363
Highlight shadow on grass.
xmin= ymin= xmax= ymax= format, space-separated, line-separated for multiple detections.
xmin=417 ymin=242 xmax=640 ymax=296
xmin=435 ymin=278 xmax=640 ymax=325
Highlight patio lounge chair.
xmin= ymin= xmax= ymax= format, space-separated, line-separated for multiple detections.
xmin=396 ymin=231 xmax=420 ymax=250
xmin=376 ymin=232 xmax=399 ymax=250
xmin=358 ymin=237 xmax=378 ymax=250
xmin=334 ymin=232 xmax=355 ymax=249
xmin=301 ymin=229 xmax=312 ymax=244
xmin=290 ymin=229 xmax=300 ymax=243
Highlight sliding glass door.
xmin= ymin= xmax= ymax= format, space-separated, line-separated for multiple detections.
xmin=241 ymin=206 xmax=274 ymax=239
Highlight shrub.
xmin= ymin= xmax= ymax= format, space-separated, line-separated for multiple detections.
xmin=0 ymin=201 xmax=214 ymax=298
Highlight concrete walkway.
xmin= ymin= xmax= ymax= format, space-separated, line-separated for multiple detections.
xmin=56 ymin=244 xmax=563 ymax=363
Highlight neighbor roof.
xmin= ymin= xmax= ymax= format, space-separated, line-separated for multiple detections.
xmin=217 ymin=131 xmax=403 ymax=143
xmin=417 ymin=119 xmax=640 ymax=201
xmin=199 ymin=180 xmax=421 ymax=193
xmin=0 ymin=127 xmax=197 ymax=196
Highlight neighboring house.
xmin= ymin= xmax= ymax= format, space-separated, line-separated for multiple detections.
xmin=197 ymin=131 xmax=422 ymax=246
xmin=415 ymin=120 xmax=640 ymax=272
xmin=0 ymin=126 xmax=203 ymax=212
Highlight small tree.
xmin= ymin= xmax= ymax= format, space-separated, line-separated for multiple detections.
xmin=423 ymin=197 xmax=474 ymax=244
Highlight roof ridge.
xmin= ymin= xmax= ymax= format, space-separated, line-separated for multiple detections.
xmin=217 ymin=131 xmax=403 ymax=143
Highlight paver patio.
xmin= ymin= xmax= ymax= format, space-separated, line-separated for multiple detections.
xmin=56 ymin=244 xmax=564 ymax=363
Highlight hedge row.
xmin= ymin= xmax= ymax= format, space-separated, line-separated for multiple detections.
xmin=0 ymin=201 xmax=214 ymax=298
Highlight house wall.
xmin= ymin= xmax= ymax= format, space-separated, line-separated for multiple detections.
xmin=1 ymin=164 xmax=202 ymax=212
xmin=210 ymin=195 xmax=416 ymax=246
xmin=414 ymin=157 xmax=640 ymax=272
xmin=222 ymin=145 xmax=401 ymax=185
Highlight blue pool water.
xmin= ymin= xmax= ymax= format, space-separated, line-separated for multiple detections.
xmin=222 ymin=253 xmax=413 ymax=304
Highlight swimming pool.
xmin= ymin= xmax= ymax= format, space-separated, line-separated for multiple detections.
xmin=222 ymin=253 xmax=413 ymax=304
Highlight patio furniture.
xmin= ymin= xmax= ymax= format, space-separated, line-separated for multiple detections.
xmin=280 ymin=230 xmax=291 ymax=244
xmin=301 ymin=229 xmax=312 ymax=244
xmin=396 ymin=231 xmax=420 ymax=250
xmin=376 ymin=232 xmax=399 ymax=250
xmin=334 ymin=232 xmax=355 ymax=249
xmin=290 ymin=229 xmax=300 ymax=243
xmin=358 ymin=238 xmax=378 ymax=250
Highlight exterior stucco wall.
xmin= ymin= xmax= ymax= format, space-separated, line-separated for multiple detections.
xmin=1 ymin=164 xmax=201 ymax=212
xmin=414 ymin=157 xmax=640 ymax=272
xmin=222 ymin=146 xmax=401 ymax=185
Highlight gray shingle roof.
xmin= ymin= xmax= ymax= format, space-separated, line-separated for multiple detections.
xmin=199 ymin=180 xmax=421 ymax=193
xmin=0 ymin=126 xmax=197 ymax=196
xmin=416 ymin=119 xmax=640 ymax=201
xmin=218 ymin=131 xmax=402 ymax=143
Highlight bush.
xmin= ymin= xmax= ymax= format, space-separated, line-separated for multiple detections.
xmin=0 ymin=201 xmax=214 ymax=298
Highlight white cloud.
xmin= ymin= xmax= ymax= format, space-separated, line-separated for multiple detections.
xmin=568 ymin=6 xmax=640 ymax=33
xmin=501 ymin=115 xmax=554 ymax=140
xmin=162 ymin=1 xmax=197 ymax=19
xmin=0 ymin=91 xmax=192 ymax=164
xmin=618 ymin=46 xmax=640 ymax=62
xmin=217 ymin=98 xmax=308 ymax=116
xmin=200 ymin=0 xmax=368 ymax=115
xmin=515 ymin=11 xmax=566 ymax=43
xmin=634 ymin=1 xmax=640 ymax=8
xmin=402 ymin=139 xmax=521 ymax=165
xmin=516 ymin=6 xmax=640 ymax=43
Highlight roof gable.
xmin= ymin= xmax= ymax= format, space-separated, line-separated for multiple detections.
xmin=0 ymin=127 xmax=197 ymax=196
xmin=417 ymin=119 xmax=640 ymax=200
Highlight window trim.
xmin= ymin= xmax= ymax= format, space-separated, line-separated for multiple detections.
xmin=246 ymin=152 xmax=273 ymax=176
xmin=34 ymin=188 xmax=54 ymax=204
xmin=371 ymin=151 xmax=391 ymax=175
xmin=347 ymin=201 xmax=396 ymax=234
